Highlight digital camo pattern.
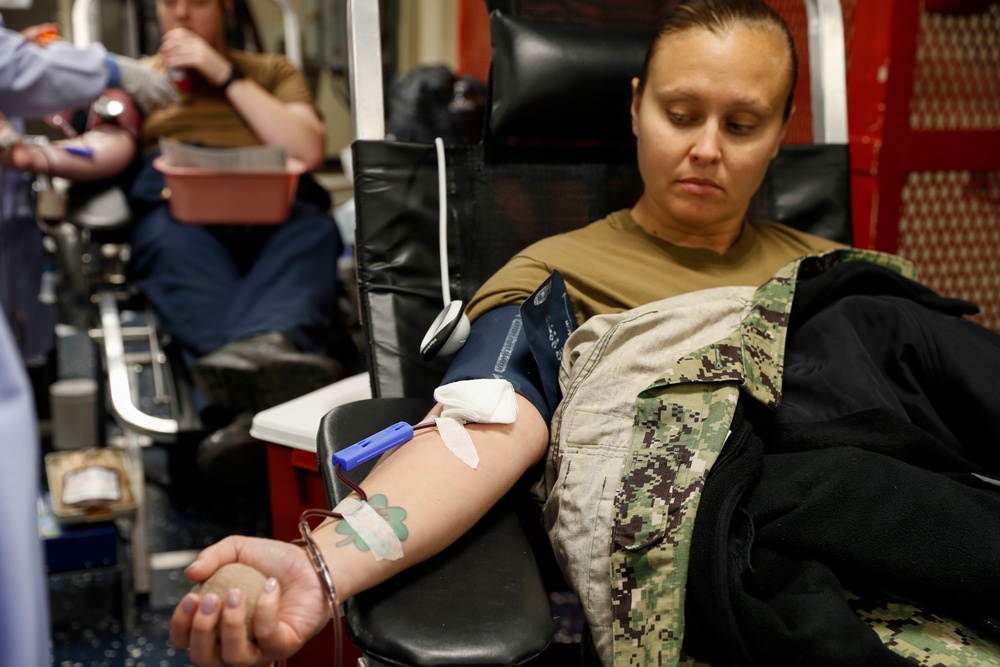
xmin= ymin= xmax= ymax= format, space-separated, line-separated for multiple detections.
xmin=845 ymin=587 xmax=1000 ymax=666
xmin=676 ymin=657 xmax=713 ymax=667
xmin=607 ymin=250 xmax=924 ymax=667
xmin=540 ymin=286 xmax=757 ymax=664
xmin=799 ymin=248 xmax=918 ymax=283
xmin=609 ymin=379 xmax=740 ymax=666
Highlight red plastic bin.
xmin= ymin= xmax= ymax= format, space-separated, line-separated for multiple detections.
xmin=152 ymin=156 xmax=306 ymax=224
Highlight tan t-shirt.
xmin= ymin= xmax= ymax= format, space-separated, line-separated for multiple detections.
xmin=139 ymin=50 xmax=313 ymax=152
xmin=466 ymin=208 xmax=845 ymax=324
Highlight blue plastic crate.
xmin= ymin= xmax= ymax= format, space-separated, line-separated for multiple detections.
xmin=44 ymin=522 xmax=119 ymax=573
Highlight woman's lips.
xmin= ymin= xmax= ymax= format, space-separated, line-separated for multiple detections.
xmin=677 ymin=177 xmax=722 ymax=196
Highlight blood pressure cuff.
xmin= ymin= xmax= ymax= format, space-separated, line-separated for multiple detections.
xmin=440 ymin=270 xmax=577 ymax=423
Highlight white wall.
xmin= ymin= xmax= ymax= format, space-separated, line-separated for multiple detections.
xmin=398 ymin=0 xmax=457 ymax=72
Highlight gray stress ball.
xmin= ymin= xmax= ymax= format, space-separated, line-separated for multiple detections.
xmin=192 ymin=563 xmax=268 ymax=641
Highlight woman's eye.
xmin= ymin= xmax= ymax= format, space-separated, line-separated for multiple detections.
xmin=728 ymin=122 xmax=755 ymax=134
xmin=668 ymin=112 xmax=692 ymax=124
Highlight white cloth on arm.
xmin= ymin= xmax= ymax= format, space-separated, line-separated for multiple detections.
xmin=433 ymin=379 xmax=519 ymax=468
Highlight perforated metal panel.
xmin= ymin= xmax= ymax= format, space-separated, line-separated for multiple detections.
xmin=897 ymin=4 xmax=1000 ymax=331
xmin=899 ymin=172 xmax=1000 ymax=331
xmin=911 ymin=5 xmax=1000 ymax=131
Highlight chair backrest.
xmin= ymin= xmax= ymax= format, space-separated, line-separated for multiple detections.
xmin=349 ymin=0 xmax=851 ymax=400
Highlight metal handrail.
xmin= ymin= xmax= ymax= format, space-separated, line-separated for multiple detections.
xmin=804 ymin=0 xmax=849 ymax=144
xmin=98 ymin=290 xmax=179 ymax=440
xmin=347 ymin=0 xmax=385 ymax=141
xmin=270 ymin=0 xmax=302 ymax=69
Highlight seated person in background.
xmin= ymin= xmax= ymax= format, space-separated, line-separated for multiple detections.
xmin=3 ymin=0 xmax=346 ymax=482
xmin=169 ymin=1 xmax=1000 ymax=665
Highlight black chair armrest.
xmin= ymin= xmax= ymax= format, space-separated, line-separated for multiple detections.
xmin=318 ymin=397 xmax=431 ymax=506
xmin=317 ymin=399 xmax=555 ymax=666
xmin=65 ymin=181 xmax=132 ymax=239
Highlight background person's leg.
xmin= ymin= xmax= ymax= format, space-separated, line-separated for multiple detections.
xmin=127 ymin=205 xmax=241 ymax=361
xmin=225 ymin=202 xmax=343 ymax=354
xmin=190 ymin=203 xmax=345 ymax=412
xmin=191 ymin=204 xmax=346 ymax=487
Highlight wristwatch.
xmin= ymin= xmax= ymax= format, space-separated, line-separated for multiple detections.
xmin=221 ymin=65 xmax=245 ymax=90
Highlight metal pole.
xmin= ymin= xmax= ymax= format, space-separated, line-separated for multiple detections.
xmin=347 ymin=0 xmax=386 ymax=140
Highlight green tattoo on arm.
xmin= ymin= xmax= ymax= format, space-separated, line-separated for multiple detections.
xmin=334 ymin=494 xmax=409 ymax=552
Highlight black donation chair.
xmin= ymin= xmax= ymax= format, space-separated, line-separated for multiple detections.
xmin=317 ymin=0 xmax=851 ymax=665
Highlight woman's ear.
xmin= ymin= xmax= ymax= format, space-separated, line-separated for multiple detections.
xmin=630 ymin=77 xmax=641 ymax=137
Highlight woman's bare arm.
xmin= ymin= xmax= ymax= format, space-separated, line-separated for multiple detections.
xmin=171 ymin=394 xmax=549 ymax=667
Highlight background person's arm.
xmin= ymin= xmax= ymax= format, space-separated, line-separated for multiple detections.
xmin=171 ymin=394 xmax=550 ymax=667
xmin=223 ymin=86 xmax=325 ymax=171
xmin=0 ymin=125 xmax=137 ymax=181
xmin=158 ymin=28 xmax=325 ymax=170
xmin=0 ymin=28 xmax=109 ymax=117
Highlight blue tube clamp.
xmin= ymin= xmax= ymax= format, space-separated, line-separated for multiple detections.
xmin=332 ymin=421 xmax=415 ymax=471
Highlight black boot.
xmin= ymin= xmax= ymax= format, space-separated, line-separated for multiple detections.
xmin=195 ymin=412 xmax=267 ymax=489
xmin=192 ymin=332 xmax=344 ymax=411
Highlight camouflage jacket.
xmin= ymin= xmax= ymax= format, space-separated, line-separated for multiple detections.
xmin=538 ymin=249 xmax=916 ymax=666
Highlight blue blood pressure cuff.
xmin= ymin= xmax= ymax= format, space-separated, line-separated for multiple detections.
xmin=440 ymin=270 xmax=577 ymax=423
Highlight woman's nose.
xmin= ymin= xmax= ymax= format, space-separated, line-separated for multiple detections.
xmin=690 ymin=124 xmax=722 ymax=164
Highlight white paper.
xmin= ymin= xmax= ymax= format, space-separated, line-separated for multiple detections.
xmin=159 ymin=138 xmax=287 ymax=172
xmin=62 ymin=466 xmax=121 ymax=506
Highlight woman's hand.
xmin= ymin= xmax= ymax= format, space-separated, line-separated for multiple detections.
xmin=158 ymin=27 xmax=232 ymax=86
xmin=169 ymin=535 xmax=332 ymax=667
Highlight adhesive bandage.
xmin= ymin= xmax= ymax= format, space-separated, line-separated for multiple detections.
xmin=334 ymin=496 xmax=405 ymax=561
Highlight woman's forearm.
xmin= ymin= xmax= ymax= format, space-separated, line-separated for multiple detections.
xmin=313 ymin=394 xmax=550 ymax=602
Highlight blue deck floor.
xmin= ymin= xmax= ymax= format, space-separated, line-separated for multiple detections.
xmin=42 ymin=329 xmax=273 ymax=666
xmin=45 ymin=442 xmax=272 ymax=667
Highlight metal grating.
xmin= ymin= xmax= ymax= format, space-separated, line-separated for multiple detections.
xmin=898 ymin=171 xmax=1000 ymax=331
xmin=897 ymin=3 xmax=1000 ymax=331
xmin=911 ymin=3 xmax=1000 ymax=131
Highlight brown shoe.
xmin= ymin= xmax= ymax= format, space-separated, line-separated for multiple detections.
xmin=192 ymin=332 xmax=344 ymax=411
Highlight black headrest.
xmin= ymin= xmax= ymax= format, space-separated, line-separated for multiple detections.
xmin=487 ymin=11 xmax=654 ymax=143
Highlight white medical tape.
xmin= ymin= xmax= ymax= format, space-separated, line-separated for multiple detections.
xmin=335 ymin=498 xmax=404 ymax=561
xmin=435 ymin=416 xmax=480 ymax=469
xmin=433 ymin=378 xmax=518 ymax=423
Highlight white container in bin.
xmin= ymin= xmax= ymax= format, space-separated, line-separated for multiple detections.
xmin=49 ymin=378 xmax=99 ymax=450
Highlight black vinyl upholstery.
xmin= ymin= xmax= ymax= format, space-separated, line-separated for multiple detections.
xmin=488 ymin=13 xmax=651 ymax=143
xmin=316 ymin=398 xmax=555 ymax=666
